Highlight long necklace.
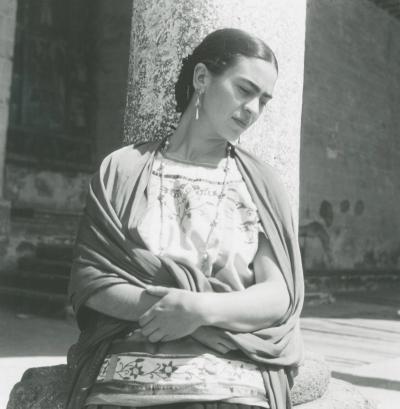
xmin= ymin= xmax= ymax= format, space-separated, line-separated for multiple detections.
xmin=157 ymin=138 xmax=232 ymax=275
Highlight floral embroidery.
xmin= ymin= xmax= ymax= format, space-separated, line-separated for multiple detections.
xmin=102 ymin=357 xmax=180 ymax=382
xmin=97 ymin=353 xmax=265 ymax=393
xmin=160 ymin=360 xmax=178 ymax=377
xmin=136 ymin=154 xmax=262 ymax=283
xmin=115 ymin=357 xmax=145 ymax=380
xmin=88 ymin=155 xmax=271 ymax=408
xmin=128 ymin=360 xmax=145 ymax=379
xmin=97 ymin=357 xmax=110 ymax=379
xmin=93 ymin=353 xmax=269 ymax=406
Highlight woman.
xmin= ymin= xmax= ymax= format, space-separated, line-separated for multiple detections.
xmin=67 ymin=28 xmax=304 ymax=409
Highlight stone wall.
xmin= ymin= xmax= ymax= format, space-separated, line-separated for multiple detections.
xmin=0 ymin=0 xmax=17 ymax=261
xmin=0 ymin=0 xmax=17 ymax=191
xmin=3 ymin=0 xmax=133 ymax=210
xmin=4 ymin=164 xmax=90 ymax=213
xmin=0 ymin=0 xmax=132 ymax=273
xmin=125 ymin=0 xmax=306 ymax=213
xmin=91 ymin=0 xmax=133 ymax=164
xmin=300 ymin=0 xmax=400 ymax=272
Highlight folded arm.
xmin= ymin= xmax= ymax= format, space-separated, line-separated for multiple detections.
xmin=85 ymin=234 xmax=289 ymax=343
xmin=197 ymin=233 xmax=290 ymax=332
xmin=84 ymin=283 xmax=159 ymax=321
xmin=138 ymin=233 xmax=290 ymax=341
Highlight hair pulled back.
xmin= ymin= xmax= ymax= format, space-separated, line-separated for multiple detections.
xmin=175 ymin=28 xmax=278 ymax=114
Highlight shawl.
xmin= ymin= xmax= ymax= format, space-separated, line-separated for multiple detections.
xmin=66 ymin=139 xmax=304 ymax=409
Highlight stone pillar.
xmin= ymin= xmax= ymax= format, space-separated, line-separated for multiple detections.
xmin=124 ymin=0 xmax=306 ymax=215
xmin=0 ymin=0 xmax=17 ymax=247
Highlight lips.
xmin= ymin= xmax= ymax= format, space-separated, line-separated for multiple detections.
xmin=232 ymin=117 xmax=249 ymax=129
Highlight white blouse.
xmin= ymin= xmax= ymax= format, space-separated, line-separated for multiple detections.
xmin=136 ymin=151 xmax=263 ymax=288
xmin=86 ymin=152 xmax=270 ymax=409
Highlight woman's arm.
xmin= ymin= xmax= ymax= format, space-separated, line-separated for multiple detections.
xmin=196 ymin=233 xmax=290 ymax=332
xmin=85 ymin=284 xmax=160 ymax=321
xmin=138 ymin=234 xmax=290 ymax=341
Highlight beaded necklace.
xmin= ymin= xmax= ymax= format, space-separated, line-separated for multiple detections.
xmin=157 ymin=138 xmax=232 ymax=275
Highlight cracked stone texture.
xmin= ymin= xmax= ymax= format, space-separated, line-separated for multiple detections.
xmin=295 ymin=378 xmax=377 ymax=409
xmin=6 ymin=365 xmax=68 ymax=409
xmin=6 ymin=353 xmax=374 ymax=409
xmin=124 ymin=0 xmax=307 ymax=214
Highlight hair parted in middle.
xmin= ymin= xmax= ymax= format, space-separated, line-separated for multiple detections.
xmin=174 ymin=28 xmax=278 ymax=114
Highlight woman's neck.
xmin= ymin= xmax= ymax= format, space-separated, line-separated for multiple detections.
xmin=166 ymin=113 xmax=228 ymax=166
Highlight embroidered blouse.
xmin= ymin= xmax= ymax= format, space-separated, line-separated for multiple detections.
xmin=85 ymin=152 xmax=269 ymax=408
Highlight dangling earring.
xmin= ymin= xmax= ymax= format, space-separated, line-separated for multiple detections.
xmin=237 ymin=136 xmax=241 ymax=145
xmin=195 ymin=90 xmax=202 ymax=120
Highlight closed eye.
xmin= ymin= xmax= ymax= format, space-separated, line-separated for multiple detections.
xmin=238 ymin=86 xmax=252 ymax=95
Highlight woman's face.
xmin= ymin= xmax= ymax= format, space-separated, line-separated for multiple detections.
xmin=199 ymin=56 xmax=278 ymax=144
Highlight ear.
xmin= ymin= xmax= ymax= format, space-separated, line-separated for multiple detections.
xmin=192 ymin=62 xmax=211 ymax=92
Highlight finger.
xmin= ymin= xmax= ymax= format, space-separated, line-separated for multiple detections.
xmin=221 ymin=341 xmax=237 ymax=351
xmin=220 ymin=339 xmax=237 ymax=350
xmin=138 ymin=309 xmax=156 ymax=327
xmin=160 ymin=333 xmax=180 ymax=342
xmin=214 ymin=343 xmax=230 ymax=354
xmin=148 ymin=329 xmax=166 ymax=343
xmin=140 ymin=321 xmax=159 ymax=337
xmin=159 ymin=334 xmax=172 ymax=342
xmin=126 ymin=330 xmax=147 ymax=342
xmin=145 ymin=285 xmax=170 ymax=297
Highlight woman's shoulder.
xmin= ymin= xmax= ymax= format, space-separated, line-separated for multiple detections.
xmin=100 ymin=140 xmax=161 ymax=174
xmin=235 ymin=146 xmax=294 ymax=228
xmin=235 ymin=146 xmax=287 ymax=193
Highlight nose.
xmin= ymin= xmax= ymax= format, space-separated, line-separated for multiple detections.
xmin=244 ymin=97 xmax=259 ymax=116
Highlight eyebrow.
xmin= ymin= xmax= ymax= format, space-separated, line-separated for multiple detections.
xmin=238 ymin=77 xmax=273 ymax=99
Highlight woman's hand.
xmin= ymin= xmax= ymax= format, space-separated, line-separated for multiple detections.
xmin=191 ymin=326 xmax=238 ymax=354
xmin=138 ymin=286 xmax=205 ymax=343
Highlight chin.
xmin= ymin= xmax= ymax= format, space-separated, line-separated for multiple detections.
xmin=221 ymin=136 xmax=238 ymax=146
xmin=225 ymin=130 xmax=242 ymax=145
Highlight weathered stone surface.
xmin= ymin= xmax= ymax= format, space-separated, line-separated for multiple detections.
xmin=0 ymin=199 xmax=10 ymax=238
xmin=5 ymin=354 xmax=349 ymax=408
xmin=6 ymin=365 xmax=69 ymax=409
xmin=124 ymin=0 xmax=307 ymax=214
xmin=0 ymin=0 xmax=18 ymax=195
xmin=300 ymin=0 xmax=400 ymax=272
xmin=291 ymin=352 xmax=331 ymax=405
xmin=0 ymin=199 xmax=10 ymax=270
xmin=296 ymin=378 xmax=377 ymax=409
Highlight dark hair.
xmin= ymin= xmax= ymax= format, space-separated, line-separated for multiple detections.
xmin=175 ymin=28 xmax=278 ymax=113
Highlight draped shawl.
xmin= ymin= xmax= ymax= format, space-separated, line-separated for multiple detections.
xmin=66 ymin=140 xmax=304 ymax=409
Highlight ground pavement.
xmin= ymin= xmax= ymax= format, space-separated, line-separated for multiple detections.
xmin=0 ymin=290 xmax=399 ymax=409
xmin=302 ymin=290 xmax=400 ymax=409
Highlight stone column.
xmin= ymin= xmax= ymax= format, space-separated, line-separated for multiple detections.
xmin=0 ymin=0 xmax=17 ymax=248
xmin=124 ymin=0 xmax=306 ymax=216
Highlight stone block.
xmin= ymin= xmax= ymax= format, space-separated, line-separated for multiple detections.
xmin=295 ymin=378 xmax=377 ymax=409
xmin=6 ymin=353 xmax=363 ymax=409
xmin=291 ymin=352 xmax=331 ymax=405
xmin=6 ymin=365 xmax=68 ymax=409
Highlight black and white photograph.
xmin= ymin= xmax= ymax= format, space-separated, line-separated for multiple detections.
xmin=0 ymin=1 xmax=399 ymax=409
